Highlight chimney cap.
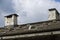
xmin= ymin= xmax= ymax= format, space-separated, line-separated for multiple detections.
xmin=49 ymin=8 xmax=57 ymax=11
xmin=5 ymin=14 xmax=18 ymax=17
xmin=49 ymin=8 xmax=59 ymax=15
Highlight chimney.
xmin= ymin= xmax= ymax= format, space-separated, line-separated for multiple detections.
xmin=48 ymin=8 xmax=59 ymax=20
xmin=5 ymin=14 xmax=18 ymax=29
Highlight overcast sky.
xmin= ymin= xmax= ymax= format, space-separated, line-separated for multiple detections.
xmin=0 ymin=0 xmax=60 ymax=27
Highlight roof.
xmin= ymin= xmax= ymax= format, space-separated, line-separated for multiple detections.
xmin=0 ymin=27 xmax=60 ymax=36
xmin=5 ymin=14 xmax=18 ymax=17
xmin=0 ymin=19 xmax=60 ymax=36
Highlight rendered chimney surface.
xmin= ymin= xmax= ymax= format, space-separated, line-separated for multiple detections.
xmin=5 ymin=14 xmax=18 ymax=29
xmin=48 ymin=8 xmax=59 ymax=20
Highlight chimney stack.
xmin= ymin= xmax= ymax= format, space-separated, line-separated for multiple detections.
xmin=5 ymin=14 xmax=18 ymax=29
xmin=48 ymin=8 xmax=59 ymax=20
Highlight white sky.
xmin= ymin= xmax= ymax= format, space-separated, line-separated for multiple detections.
xmin=0 ymin=0 xmax=60 ymax=27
